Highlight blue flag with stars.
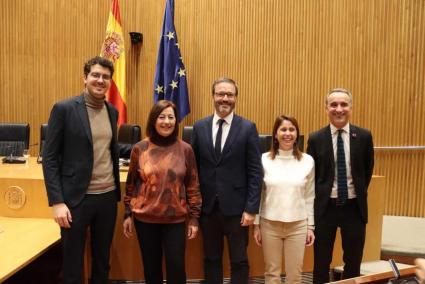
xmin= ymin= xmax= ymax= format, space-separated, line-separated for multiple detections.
xmin=153 ymin=0 xmax=190 ymax=122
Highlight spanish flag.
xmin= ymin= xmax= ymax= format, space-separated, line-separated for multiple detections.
xmin=101 ymin=0 xmax=127 ymax=125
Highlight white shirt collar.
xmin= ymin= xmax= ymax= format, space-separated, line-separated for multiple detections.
xmin=330 ymin=123 xmax=350 ymax=135
xmin=213 ymin=112 xmax=234 ymax=126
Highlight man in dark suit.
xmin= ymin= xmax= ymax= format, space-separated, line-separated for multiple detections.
xmin=43 ymin=56 xmax=120 ymax=284
xmin=307 ymin=88 xmax=374 ymax=283
xmin=191 ymin=77 xmax=262 ymax=284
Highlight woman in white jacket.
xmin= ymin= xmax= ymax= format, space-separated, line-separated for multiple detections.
xmin=254 ymin=115 xmax=315 ymax=284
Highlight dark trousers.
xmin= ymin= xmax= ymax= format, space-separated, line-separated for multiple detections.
xmin=61 ymin=190 xmax=117 ymax=284
xmin=134 ymin=220 xmax=186 ymax=284
xmin=200 ymin=204 xmax=249 ymax=284
xmin=313 ymin=199 xmax=366 ymax=284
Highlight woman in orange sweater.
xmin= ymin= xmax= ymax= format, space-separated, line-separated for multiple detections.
xmin=123 ymin=100 xmax=202 ymax=284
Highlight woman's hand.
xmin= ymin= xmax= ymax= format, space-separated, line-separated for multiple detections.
xmin=306 ymin=229 xmax=315 ymax=246
xmin=187 ymin=218 xmax=199 ymax=240
xmin=253 ymin=225 xmax=262 ymax=246
xmin=123 ymin=217 xmax=133 ymax=239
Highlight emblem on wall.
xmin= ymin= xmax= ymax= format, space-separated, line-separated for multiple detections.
xmin=4 ymin=186 xmax=26 ymax=210
xmin=101 ymin=32 xmax=124 ymax=62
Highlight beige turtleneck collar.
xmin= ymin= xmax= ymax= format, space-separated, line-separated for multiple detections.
xmin=84 ymin=91 xmax=105 ymax=109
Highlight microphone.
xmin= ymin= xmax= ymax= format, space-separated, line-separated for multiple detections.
xmin=389 ymin=259 xmax=401 ymax=280
xmin=6 ymin=145 xmax=14 ymax=159
xmin=2 ymin=143 xmax=26 ymax=164
xmin=387 ymin=259 xmax=420 ymax=284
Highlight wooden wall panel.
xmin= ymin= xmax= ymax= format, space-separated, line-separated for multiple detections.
xmin=375 ymin=150 xmax=425 ymax=217
xmin=1 ymin=0 xmax=424 ymax=216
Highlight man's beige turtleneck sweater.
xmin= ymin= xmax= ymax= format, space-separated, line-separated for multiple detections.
xmin=84 ymin=91 xmax=115 ymax=194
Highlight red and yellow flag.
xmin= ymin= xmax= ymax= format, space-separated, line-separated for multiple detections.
xmin=101 ymin=0 xmax=127 ymax=125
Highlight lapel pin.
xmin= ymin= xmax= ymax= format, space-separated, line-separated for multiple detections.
xmin=351 ymin=132 xmax=357 ymax=138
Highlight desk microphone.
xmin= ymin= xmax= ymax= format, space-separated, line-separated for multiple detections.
xmin=388 ymin=259 xmax=419 ymax=284
xmin=2 ymin=145 xmax=25 ymax=164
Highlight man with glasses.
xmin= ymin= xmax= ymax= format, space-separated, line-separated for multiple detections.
xmin=191 ymin=77 xmax=262 ymax=283
xmin=43 ymin=56 xmax=120 ymax=284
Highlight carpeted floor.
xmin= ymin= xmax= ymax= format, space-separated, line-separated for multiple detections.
xmin=112 ymin=272 xmax=314 ymax=283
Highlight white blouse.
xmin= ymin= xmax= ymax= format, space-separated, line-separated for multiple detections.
xmin=255 ymin=150 xmax=315 ymax=228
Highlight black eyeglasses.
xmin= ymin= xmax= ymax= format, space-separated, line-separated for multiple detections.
xmin=214 ymin=92 xmax=236 ymax=99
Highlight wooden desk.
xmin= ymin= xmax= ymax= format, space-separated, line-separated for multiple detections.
xmin=0 ymin=217 xmax=60 ymax=282
xmin=0 ymin=157 xmax=51 ymax=218
xmin=0 ymin=158 xmax=61 ymax=281
xmin=333 ymin=266 xmax=417 ymax=283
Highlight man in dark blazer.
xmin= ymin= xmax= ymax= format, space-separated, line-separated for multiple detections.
xmin=191 ymin=77 xmax=262 ymax=284
xmin=307 ymin=88 xmax=374 ymax=283
xmin=43 ymin=56 xmax=120 ymax=284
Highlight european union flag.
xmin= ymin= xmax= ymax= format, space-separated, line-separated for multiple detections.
xmin=153 ymin=0 xmax=190 ymax=122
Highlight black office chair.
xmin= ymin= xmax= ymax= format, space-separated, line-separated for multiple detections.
xmin=297 ymin=135 xmax=304 ymax=152
xmin=0 ymin=123 xmax=30 ymax=156
xmin=182 ymin=126 xmax=193 ymax=144
xmin=258 ymin=134 xmax=272 ymax=154
xmin=39 ymin=123 xmax=48 ymax=156
xmin=118 ymin=124 xmax=142 ymax=158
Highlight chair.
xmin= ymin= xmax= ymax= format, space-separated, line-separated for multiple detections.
xmin=182 ymin=126 xmax=193 ymax=144
xmin=297 ymin=135 xmax=304 ymax=152
xmin=39 ymin=123 xmax=48 ymax=156
xmin=258 ymin=134 xmax=272 ymax=154
xmin=0 ymin=123 xmax=30 ymax=156
xmin=118 ymin=124 xmax=141 ymax=158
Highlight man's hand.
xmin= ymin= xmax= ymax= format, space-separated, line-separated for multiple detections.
xmin=240 ymin=212 xmax=255 ymax=226
xmin=52 ymin=203 xmax=72 ymax=228
xmin=123 ymin=217 xmax=133 ymax=239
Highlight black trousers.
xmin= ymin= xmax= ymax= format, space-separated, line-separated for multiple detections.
xmin=313 ymin=199 xmax=366 ymax=284
xmin=200 ymin=203 xmax=249 ymax=284
xmin=61 ymin=190 xmax=117 ymax=284
xmin=134 ymin=220 xmax=186 ymax=284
